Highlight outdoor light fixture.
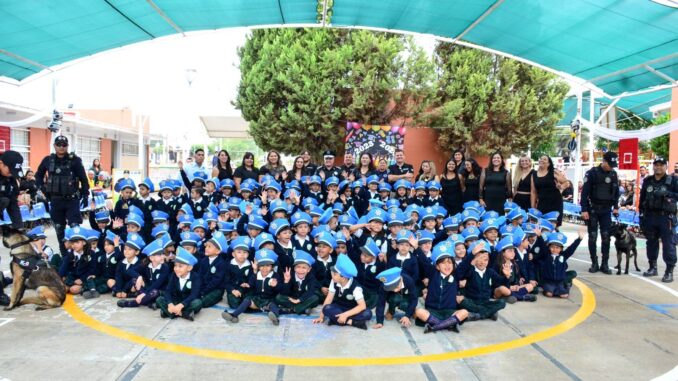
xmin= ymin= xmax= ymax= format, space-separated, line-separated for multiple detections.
xmin=47 ymin=109 xmax=63 ymax=133
xmin=567 ymin=119 xmax=580 ymax=151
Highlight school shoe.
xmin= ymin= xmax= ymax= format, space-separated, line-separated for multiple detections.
xmin=117 ymin=300 xmax=128 ymax=308
xmin=466 ymin=312 xmax=482 ymax=322
xmin=423 ymin=324 xmax=434 ymax=334
xmin=446 ymin=324 xmax=460 ymax=333
xmin=303 ymin=308 xmax=313 ymax=316
xmin=662 ymin=267 xmax=674 ymax=283
xmin=351 ymin=320 xmax=367 ymax=330
xmin=520 ymin=294 xmax=537 ymax=302
xmin=148 ymin=303 xmax=158 ymax=311
xmin=268 ymin=311 xmax=280 ymax=326
xmin=160 ymin=310 xmax=169 ymax=319
xmin=221 ymin=311 xmax=239 ymax=323
xmin=182 ymin=311 xmax=195 ymax=321
xmin=643 ymin=262 xmax=658 ymax=277
xmin=503 ymin=296 xmax=517 ymax=304
xmin=82 ymin=290 xmax=95 ymax=299
xmin=489 ymin=312 xmax=499 ymax=321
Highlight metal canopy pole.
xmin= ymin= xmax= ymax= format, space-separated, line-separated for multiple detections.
xmin=589 ymin=93 xmax=595 ymax=168
xmin=572 ymin=90 xmax=583 ymax=206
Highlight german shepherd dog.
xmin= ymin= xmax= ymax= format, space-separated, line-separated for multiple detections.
xmin=611 ymin=223 xmax=641 ymax=275
xmin=2 ymin=227 xmax=66 ymax=310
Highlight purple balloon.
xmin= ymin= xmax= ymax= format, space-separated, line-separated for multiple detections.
xmin=391 ymin=126 xmax=400 ymax=134
xmin=346 ymin=121 xmax=352 ymax=131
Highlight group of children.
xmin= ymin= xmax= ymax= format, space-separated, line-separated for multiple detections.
xmin=23 ymin=169 xmax=586 ymax=332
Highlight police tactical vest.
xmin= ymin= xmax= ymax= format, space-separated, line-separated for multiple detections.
xmin=46 ymin=153 xmax=78 ymax=196
xmin=591 ymin=167 xmax=617 ymax=203
xmin=644 ymin=175 xmax=677 ymax=214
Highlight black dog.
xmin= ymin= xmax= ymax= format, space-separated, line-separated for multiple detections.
xmin=611 ymin=224 xmax=640 ymax=275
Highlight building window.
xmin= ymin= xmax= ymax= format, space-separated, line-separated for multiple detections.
xmin=10 ymin=128 xmax=30 ymax=170
xmin=122 ymin=142 xmax=139 ymax=156
xmin=77 ymin=136 xmax=101 ymax=169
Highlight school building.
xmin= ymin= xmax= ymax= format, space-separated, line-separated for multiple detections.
xmin=0 ymin=102 xmax=154 ymax=175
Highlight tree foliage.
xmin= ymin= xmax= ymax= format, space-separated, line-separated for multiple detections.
xmin=235 ymin=28 xmax=434 ymax=158
xmin=425 ymin=44 xmax=570 ymax=157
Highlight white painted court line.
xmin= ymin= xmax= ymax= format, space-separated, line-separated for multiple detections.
xmin=570 ymin=256 xmax=678 ymax=381
xmin=570 ymin=258 xmax=678 ymax=299
xmin=0 ymin=318 xmax=15 ymax=328
xmin=652 ymin=365 xmax=678 ymax=381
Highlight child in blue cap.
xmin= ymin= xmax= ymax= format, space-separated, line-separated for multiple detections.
xmin=118 ymin=237 xmax=170 ymax=308
xmin=222 ymin=249 xmax=283 ymax=325
xmin=94 ymin=231 xmax=122 ymax=295
xmin=59 ymin=226 xmax=99 ymax=299
xmin=535 ymin=228 xmax=585 ymax=298
xmin=491 ymin=235 xmax=536 ymax=303
xmin=28 ymin=226 xmax=59 ymax=268
xmin=351 ymin=237 xmax=386 ymax=309
xmin=457 ymin=241 xmax=509 ymax=321
xmin=112 ymin=233 xmax=145 ymax=298
xmin=312 ymin=232 xmax=337 ymax=298
xmin=414 ymin=241 xmax=472 ymax=333
xmin=275 ymin=250 xmax=320 ymax=315
xmin=313 ymin=254 xmax=371 ymax=330
xmin=387 ymin=230 xmax=419 ymax=282
xmin=156 ymin=247 xmax=202 ymax=321
xmin=373 ymin=267 xmax=418 ymax=328
xmin=198 ymin=232 xmax=228 ymax=308
xmin=224 ymin=237 xmax=254 ymax=308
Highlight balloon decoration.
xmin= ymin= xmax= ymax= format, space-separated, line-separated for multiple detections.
xmin=345 ymin=122 xmax=406 ymax=165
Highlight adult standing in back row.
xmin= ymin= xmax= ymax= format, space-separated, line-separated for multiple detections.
xmin=531 ymin=155 xmax=567 ymax=227
xmin=479 ymin=152 xmax=512 ymax=214
xmin=387 ymin=150 xmax=414 ymax=185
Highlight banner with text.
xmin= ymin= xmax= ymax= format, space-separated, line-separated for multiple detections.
xmin=344 ymin=122 xmax=405 ymax=165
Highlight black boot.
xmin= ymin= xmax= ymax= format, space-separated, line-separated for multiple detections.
xmin=643 ymin=262 xmax=658 ymax=277
xmin=600 ymin=260 xmax=612 ymax=275
xmin=588 ymin=259 xmax=599 ymax=273
xmin=662 ymin=266 xmax=674 ymax=283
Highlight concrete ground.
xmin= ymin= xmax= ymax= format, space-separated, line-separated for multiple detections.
xmin=0 ymin=223 xmax=677 ymax=381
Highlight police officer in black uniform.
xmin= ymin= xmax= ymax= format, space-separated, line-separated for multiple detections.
xmin=0 ymin=150 xmax=25 ymax=230
xmin=580 ymin=151 xmax=620 ymax=274
xmin=315 ymin=150 xmax=342 ymax=180
xmin=639 ymin=157 xmax=678 ymax=283
xmin=35 ymin=136 xmax=89 ymax=256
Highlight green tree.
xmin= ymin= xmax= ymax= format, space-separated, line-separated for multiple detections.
xmin=425 ymin=44 xmax=570 ymax=157
xmin=234 ymin=28 xmax=434 ymax=159
xmin=649 ymin=113 xmax=671 ymax=158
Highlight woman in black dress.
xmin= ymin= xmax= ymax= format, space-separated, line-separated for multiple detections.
xmin=286 ymin=156 xmax=306 ymax=182
xmin=351 ymin=153 xmax=375 ymax=182
xmin=233 ymin=152 xmax=260 ymax=191
xmin=479 ymin=152 xmax=512 ymax=214
xmin=531 ymin=155 xmax=567 ymax=227
xmin=211 ymin=149 xmax=233 ymax=180
xmin=440 ymin=159 xmax=464 ymax=215
xmin=460 ymin=158 xmax=481 ymax=203
xmin=512 ymin=154 xmax=534 ymax=211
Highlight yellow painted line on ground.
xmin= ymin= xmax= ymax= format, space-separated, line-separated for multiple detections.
xmin=63 ymin=279 xmax=595 ymax=367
